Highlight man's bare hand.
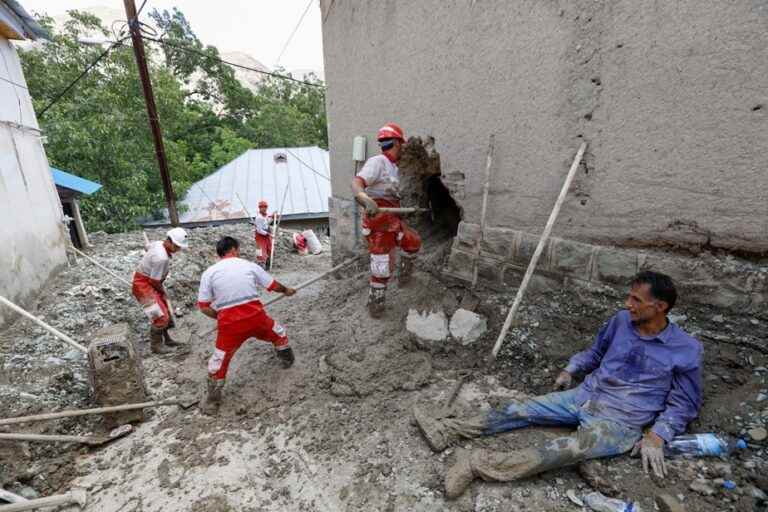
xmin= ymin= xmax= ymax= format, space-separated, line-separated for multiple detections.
xmin=552 ymin=370 xmax=573 ymax=391
xmin=631 ymin=431 xmax=667 ymax=478
xmin=283 ymin=287 xmax=296 ymax=297
xmin=355 ymin=192 xmax=379 ymax=217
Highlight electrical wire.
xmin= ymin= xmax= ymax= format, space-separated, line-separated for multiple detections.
xmin=38 ymin=37 xmax=129 ymax=118
xmin=275 ymin=0 xmax=313 ymax=67
xmin=0 ymin=76 xmax=29 ymax=90
xmin=285 ymin=148 xmax=330 ymax=181
xmin=142 ymin=36 xmax=324 ymax=88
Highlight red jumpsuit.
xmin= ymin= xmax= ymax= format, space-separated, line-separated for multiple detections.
xmin=357 ymin=154 xmax=421 ymax=288
xmin=253 ymin=213 xmax=273 ymax=265
xmin=132 ymin=241 xmax=172 ymax=328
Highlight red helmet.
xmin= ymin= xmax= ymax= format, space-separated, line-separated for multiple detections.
xmin=377 ymin=123 xmax=405 ymax=142
xmin=258 ymin=200 xmax=268 ymax=208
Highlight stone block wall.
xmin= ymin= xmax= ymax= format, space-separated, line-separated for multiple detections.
xmin=445 ymin=222 xmax=768 ymax=313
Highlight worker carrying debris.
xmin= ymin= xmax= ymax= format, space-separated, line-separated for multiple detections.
xmin=413 ymin=271 xmax=703 ymax=499
xmin=253 ymin=200 xmax=276 ymax=268
xmin=131 ymin=227 xmax=189 ymax=354
xmin=197 ymin=236 xmax=296 ymax=415
xmin=351 ymin=122 xmax=422 ymax=317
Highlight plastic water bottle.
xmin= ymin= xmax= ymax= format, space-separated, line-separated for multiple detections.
xmin=664 ymin=434 xmax=747 ymax=457
xmin=583 ymin=492 xmax=642 ymax=512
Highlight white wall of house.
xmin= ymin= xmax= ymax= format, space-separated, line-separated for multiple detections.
xmin=0 ymin=36 xmax=68 ymax=325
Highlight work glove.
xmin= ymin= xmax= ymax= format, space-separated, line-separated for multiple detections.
xmin=355 ymin=192 xmax=380 ymax=217
xmin=284 ymin=287 xmax=297 ymax=297
xmin=631 ymin=431 xmax=667 ymax=479
xmin=552 ymin=370 xmax=573 ymax=391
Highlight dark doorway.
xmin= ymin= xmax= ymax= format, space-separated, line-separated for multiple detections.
xmin=62 ymin=202 xmax=82 ymax=248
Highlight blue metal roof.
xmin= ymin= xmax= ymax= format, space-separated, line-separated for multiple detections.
xmin=51 ymin=167 xmax=102 ymax=195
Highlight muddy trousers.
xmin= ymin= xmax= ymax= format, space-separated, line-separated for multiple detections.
xmin=472 ymin=389 xmax=641 ymax=482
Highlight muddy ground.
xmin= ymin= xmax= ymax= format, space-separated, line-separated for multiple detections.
xmin=1 ymin=223 xmax=767 ymax=511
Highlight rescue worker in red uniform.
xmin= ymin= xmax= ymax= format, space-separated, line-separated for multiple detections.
xmin=197 ymin=236 xmax=296 ymax=415
xmin=351 ymin=123 xmax=422 ymax=317
xmin=253 ymin=200 xmax=275 ymax=268
xmin=131 ymin=227 xmax=188 ymax=354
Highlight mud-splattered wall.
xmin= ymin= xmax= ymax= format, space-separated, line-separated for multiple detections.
xmin=0 ymin=38 xmax=68 ymax=326
xmin=321 ymin=0 xmax=768 ymax=257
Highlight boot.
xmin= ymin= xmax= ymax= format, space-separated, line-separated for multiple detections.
xmin=150 ymin=327 xmax=173 ymax=354
xmin=200 ymin=376 xmax=225 ymax=416
xmin=162 ymin=328 xmax=183 ymax=348
xmin=445 ymin=449 xmax=476 ymax=499
xmin=413 ymin=406 xmax=486 ymax=452
xmin=276 ymin=346 xmax=295 ymax=369
xmin=399 ymin=254 xmax=417 ymax=285
xmin=367 ymin=286 xmax=386 ymax=318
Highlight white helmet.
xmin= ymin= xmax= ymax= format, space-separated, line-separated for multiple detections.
xmin=166 ymin=227 xmax=189 ymax=249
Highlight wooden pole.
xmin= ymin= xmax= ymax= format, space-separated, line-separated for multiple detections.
xmin=0 ymin=488 xmax=87 ymax=511
xmin=0 ymin=399 xmax=194 ymax=426
xmin=0 ymin=296 xmax=87 ymax=353
xmin=123 ymin=0 xmax=179 ymax=225
xmin=378 ymin=207 xmax=431 ymax=214
xmin=66 ymin=246 xmax=131 ymax=287
xmin=269 ymin=181 xmax=292 ymax=271
xmin=491 ymin=142 xmax=587 ymax=359
xmin=472 ymin=135 xmax=495 ymax=289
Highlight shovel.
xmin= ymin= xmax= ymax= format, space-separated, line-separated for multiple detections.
xmin=0 ymin=424 xmax=133 ymax=447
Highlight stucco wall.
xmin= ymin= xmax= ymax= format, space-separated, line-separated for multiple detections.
xmin=321 ymin=0 xmax=768 ymax=255
xmin=0 ymin=37 xmax=67 ymax=325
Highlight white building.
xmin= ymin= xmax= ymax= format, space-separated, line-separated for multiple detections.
xmin=0 ymin=1 xmax=68 ymax=326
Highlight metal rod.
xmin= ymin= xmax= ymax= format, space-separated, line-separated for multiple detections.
xmin=492 ymin=142 xmax=587 ymax=358
xmin=378 ymin=207 xmax=430 ymax=214
xmin=472 ymin=135 xmax=494 ymax=289
xmin=0 ymin=296 xmax=87 ymax=353
xmin=0 ymin=433 xmax=107 ymax=445
xmin=66 ymin=246 xmax=131 ymax=287
xmin=270 ymin=179 xmax=292 ymax=271
xmin=123 ymin=0 xmax=179 ymax=226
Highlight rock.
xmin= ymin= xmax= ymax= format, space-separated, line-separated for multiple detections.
xmin=690 ymin=479 xmax=715 ymax=496
xmin=18 ymin=487 xmax=39 ymax=500
xmin=748 ymin=427 xmax=767 ymax=442
xmin=669 ymin=313 xmax=687 ymax=324
xmin=749 ymin=486 xmax=768 ymax=500
xmin=406 ymin=309 xmax=448 ymax=342
xmin=449 ymin=308 xmax=487 ymax=345
xmin=757 ymin=393 xmax=767 ymax=403
xmin=63 ymin=349 xmax=85 ymax=361
xmin=655 ymin=493 xmax=686 ymax=512
xmin=712 ymin=314 xmax=725 ymax=323
xmin=712 ymin=462 xmax=732 ymax=477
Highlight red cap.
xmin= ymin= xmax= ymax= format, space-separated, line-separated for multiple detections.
xmin=377 ymin=123 xmax=405 ymax=142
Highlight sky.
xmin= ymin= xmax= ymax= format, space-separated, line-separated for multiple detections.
xmin=18 ymin=0 xmax=325 ymax=74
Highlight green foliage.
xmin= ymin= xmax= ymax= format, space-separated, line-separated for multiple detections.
xmin=20 ymin=9 xmax=327 ymax=233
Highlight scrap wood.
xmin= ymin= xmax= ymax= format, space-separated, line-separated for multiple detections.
xmin=492 ymin=141 xmax=587 ymax=358
xmin=0 ymin=398 xmax=198 ymax=427
xmin=0 ymin=425 xmax=132 ymax=446
xmin=0 ymin=295 xmax=87 ymax=353
xmin=66 ymin=245 xmax=131 ymax=287
xmin=0 ymin=489 xmax=27 ymax=504
xmin=0 ymin=487 xmax=87 ymax=511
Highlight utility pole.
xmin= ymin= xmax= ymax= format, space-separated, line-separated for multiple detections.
xmin=123 ymin=0 xmax=179 ymax=225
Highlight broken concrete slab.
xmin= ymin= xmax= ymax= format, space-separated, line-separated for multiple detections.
xmin=449 ymin=308 xmax=487 ymax=345
xmin=406 ymin=309 xmax=449 ymax=343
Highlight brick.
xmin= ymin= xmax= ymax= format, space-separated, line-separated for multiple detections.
xmin=550 ymin=237 xmax=593 ymax=278
xmin=477 ymin=256 xmax=504 ymax=286
xmin=502 ymin=265 xmax=562 ymax=292
xmin=638 ymin=253 xmax=710 ymax=284
xmin=456 ymin=222 xmax=481 ymax=249
xmin=480 ymin=227 xmax=516 ymax=260
xmin=445 ymin=248 xmax=474 ymax=281
xmin=514 ymin=232 xmax=551 ymax=268
xmin=593 ymin=247 xmax=638 ymax=284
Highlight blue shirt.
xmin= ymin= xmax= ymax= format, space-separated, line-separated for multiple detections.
xmin=565 ymin=310 xmax=703 ymax=442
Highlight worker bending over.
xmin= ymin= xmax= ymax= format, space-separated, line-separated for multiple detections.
xmin=414 ymin=271 xmax=703 ymax=498
xmin=131 ymin=227 xmax=188 ymax=354
xmin=197 ymin=236 xmax=296 ymax=415
xmin=253 ymin=200 xmax=276 ymax=268
xmin=351 ymin=122 xmax=421 ymax=317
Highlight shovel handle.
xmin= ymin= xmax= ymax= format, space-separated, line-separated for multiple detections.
xmin=378 ymin=207 xmax=429 ymax=214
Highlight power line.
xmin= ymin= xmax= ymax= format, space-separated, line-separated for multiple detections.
xmin=0 ymin=76 xmax=28 ymax=90
xmin=285 ymin=148 xmax=330 ymax=181
xmin=275 ymin=0 xmax=313 ymax=67
xmin=38 ymin=38 xmax=129 ymax=118
xmin=142 ymin=36 xmax=324 ymax=88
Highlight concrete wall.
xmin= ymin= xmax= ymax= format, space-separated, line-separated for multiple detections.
xmin=321 ymin=0 xmax=768 ymax=256
xmin=0 ymin=37 xmax=68 ymax=325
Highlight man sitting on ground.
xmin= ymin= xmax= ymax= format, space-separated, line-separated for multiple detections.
xmin=413 ymin=271 xmax=703 ymax=499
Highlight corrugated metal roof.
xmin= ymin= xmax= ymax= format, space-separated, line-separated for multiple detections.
xmin=51 ymin=167 xmax=102 ymax=195
xmin=171 ymin=146 xmax=331 ymax=225
xmin=1 ymin=1 xmax=51 ymax=40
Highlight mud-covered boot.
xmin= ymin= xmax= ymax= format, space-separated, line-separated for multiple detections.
xmin=276 ymin=346 xmax=295 ymax=369
xmin=367 ymin=286 xmax=386 ymax=318
xmin=399 ymin=253 xmax=417 ymax=286
xmin=162 ymin=328 xmax=183 ymax=348
xmin=200 ymin=376 xmax=224 ymax=416
xmin=445 ymin=448 xmax=477 ymax=499
xmin=150 ymin=326 xmax=173 ymax=354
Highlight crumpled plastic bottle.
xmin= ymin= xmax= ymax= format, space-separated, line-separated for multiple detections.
xmin=583 ymin=491 xmax=642 ymax=512
xmin=664 ymin=433 xmax=747 ymax=457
